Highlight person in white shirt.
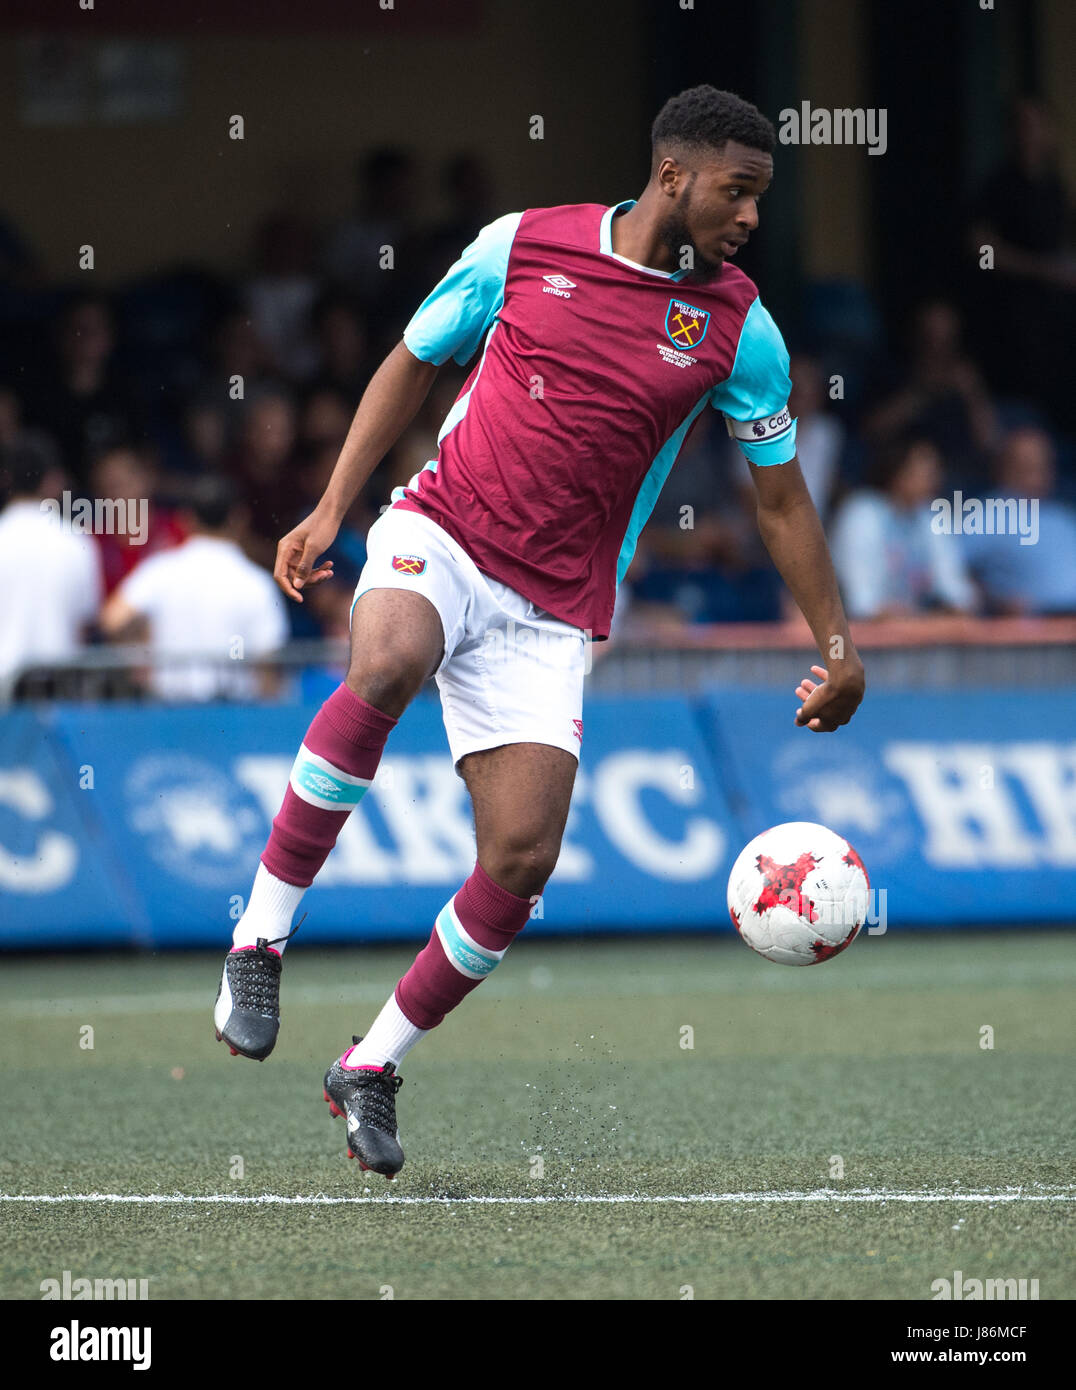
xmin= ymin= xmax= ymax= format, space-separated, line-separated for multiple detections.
xmin=830 ymin=436 xmax=977 ymax=620
xmin=100 ymin=477 xmax=289 ymax=701
xmin=0 ymin=437 xmax=103 ymax=693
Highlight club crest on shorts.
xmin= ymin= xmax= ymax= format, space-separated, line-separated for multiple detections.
xmin=391 ymin=553 xmax=427 ymax=575
xmin=664 ymin=298 xmax=710 ymax=350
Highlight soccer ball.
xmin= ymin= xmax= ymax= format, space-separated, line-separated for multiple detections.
xmin=727 ymin=821 xmax=870 ymax=966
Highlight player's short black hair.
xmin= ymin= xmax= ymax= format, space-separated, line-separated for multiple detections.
xmin=651 ymin=85 xmax=775 ymax=163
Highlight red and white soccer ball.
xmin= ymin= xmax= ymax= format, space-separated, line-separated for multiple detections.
xmin=727 ymin=821 xmax=870 ymax=966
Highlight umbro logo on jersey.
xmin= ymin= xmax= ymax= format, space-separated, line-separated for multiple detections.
xmin=542 ymin=274 xmax=576 ymax=298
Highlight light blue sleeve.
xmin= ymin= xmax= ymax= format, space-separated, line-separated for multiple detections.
xmin=710 ymin=298 xmax=797 ymax=465
xmin=402 ymin=211 xmax=523 ymax=366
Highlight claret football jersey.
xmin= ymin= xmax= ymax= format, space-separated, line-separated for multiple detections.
xmin=394 ymin=199 xmax=797 ymax=638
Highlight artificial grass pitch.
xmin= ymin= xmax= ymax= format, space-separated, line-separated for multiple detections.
xmin=1 ymin=932 xmax=1073 ymax=1300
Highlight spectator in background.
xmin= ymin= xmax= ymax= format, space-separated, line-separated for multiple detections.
xmin=0 ymin=209 xmax=41 ymax=294
xmin=20 ymin=293 xmax=143 ymax=489
xmin=0 ymin=380 xmax=64 ymax=502
xmin=100 ymin=476 xmax=288 ymax=702
xmin=191 ymin=305 xmax=275 ymax=424
xmin=963 ymin=427 xmax=1076 ymax=616
xmin=0 ymin=210 xmax=44 ymax=375
xmin=88 ymin=444 xmax=185 ymax=595
xmin=227 ymin=385 xmax=304 ymax=570
xmin=0 ymin=435 xmax=102 ymax=692
xmin=245 ymin=214 xmax=321 ymax=381
xmin=862 ymin=299 xmax=997 ymax=482
xmin=0 ymin=384 xmax=22 ymax=451
xmin=423 ymin=154 xmax=498 ymax=282
xmin=175 ymin=393 xmax=230 ymax=476
xmin=305 ymin=290 xmax=368 ymax=407
xmin=969 ymin=97 xmax=1076 ymax=423
xmin=322 ymin=148 xmax=421 ymax=325
xmin=831 ymin=435 xmax=977 ymax=620
xmin=0 ymin=385 xmax=62 ymax=495
xmin=298 ymin=385 xmax=353 ymax=456
xmin=787 ymin=353 xmax=844 ymax=522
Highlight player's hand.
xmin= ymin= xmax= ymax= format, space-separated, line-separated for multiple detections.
xmin=274 ymin=512 xmax=338 ymax=602
xmin=794 ymin=661 xmax=865 ymax=733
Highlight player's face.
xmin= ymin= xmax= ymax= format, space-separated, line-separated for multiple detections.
xmin=659 ymin=142 xmax=773 ymax=278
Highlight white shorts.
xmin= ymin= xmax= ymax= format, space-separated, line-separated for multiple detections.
xmin=351 ymin=506 xmax=587 ymax=769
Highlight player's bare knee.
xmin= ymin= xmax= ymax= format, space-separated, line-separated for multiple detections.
xmin=482 ymin=836 xmax=561 ymax=900
xmin=350 ymin=589 xmax=442 ymax=700
xmin=346 ymin=591 xmax=443 ymax=716
xmin=346 ymin=647 xmax=433 ymax=717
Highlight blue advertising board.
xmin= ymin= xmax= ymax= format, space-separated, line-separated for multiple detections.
xmin=1 ymin=689 xmax=1073 ymax=947
xmin=0 ymin=695 xmax=738 ymax=947
xmin=706 ymin=689 xmax=1076 ymax=924
xmin=0 ymin=710 xmax=142 ymax=943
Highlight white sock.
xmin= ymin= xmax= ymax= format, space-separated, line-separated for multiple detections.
xmin=344 ymin=993 xmax=428 ymax=1068
xmin=232 ymin=863 xmax=306 ymax=953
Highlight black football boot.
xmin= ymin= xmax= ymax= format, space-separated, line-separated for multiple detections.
xmin=213 ymin=923 xmax=300 ymax=1060
xmin=323 ymin=1036 xmax=405 ymax=1179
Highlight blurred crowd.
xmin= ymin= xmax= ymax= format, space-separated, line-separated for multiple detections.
xmin=1 ymin=107 xmax=1075 ymax=699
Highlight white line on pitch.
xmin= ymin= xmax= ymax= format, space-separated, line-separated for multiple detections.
xmin=1 ymin=1189 xmax=1073 ymax=1207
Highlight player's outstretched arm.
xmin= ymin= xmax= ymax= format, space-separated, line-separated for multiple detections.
xmin=274 ymin=341 xmax=440 ymax=601
xmin=749 ymin=456 xmax=865 ymax=732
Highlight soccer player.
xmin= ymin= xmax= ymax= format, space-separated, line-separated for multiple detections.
xmin=213 ymin=86 xmax=866 ymax=1178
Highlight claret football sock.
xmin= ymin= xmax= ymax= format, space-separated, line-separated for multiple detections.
xmin=260 ymin=682 xmax=396 ymax=888
xmin=232 ymin=685 xmax=395 ymax=951
xmin=348 ymin=863 xmax=534 ymax=1068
